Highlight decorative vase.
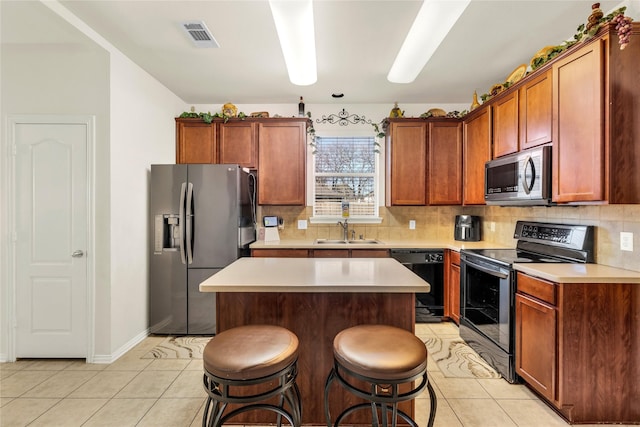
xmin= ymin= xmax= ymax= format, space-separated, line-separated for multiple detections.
xmin=389 ymin=102 xmax=404 ymax=118
xmin=470 ymin=91 xmax=481 ymax=111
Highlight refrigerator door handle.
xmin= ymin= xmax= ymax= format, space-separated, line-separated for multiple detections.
xmin=179 ymin=182 xmax=187 ymax=264
xmin=185 ymin=182 xmax=194 ymax=264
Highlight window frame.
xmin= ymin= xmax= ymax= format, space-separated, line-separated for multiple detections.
xmin=309 ymin=130 xmax=382 ymax=224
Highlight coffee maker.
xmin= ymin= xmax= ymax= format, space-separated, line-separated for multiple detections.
xmin=455 ymin=215 xmax=481 ymax=241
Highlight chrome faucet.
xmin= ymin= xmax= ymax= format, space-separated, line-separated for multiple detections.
xmin=337 ymin=219 xmax=349 ymax=241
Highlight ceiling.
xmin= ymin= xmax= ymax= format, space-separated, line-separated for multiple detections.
xmin=1 ymin=0 xmax=624 ymax=105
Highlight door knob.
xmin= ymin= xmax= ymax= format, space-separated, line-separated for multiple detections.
xmin=71 ymin=250 xmax=84 ymax=258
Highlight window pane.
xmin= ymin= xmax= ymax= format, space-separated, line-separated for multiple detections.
xmin=315 ymin=137 xmax=375 ymax=174
xmin=314 ymin=135 xmax=377 ymax=218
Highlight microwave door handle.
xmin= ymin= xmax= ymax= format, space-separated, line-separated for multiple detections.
xmin=521 ymin=155 xmax=535 ymax=195
xmin=464 ymin=259 xmax=509 ymax=279
xmin=178 ymin=182 xmax=187 ymax=264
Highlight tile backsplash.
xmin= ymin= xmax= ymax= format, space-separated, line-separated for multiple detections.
xmin=259 ymin=204 xmax=640 ymax=272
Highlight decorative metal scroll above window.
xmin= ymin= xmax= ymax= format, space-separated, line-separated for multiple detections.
xmin=316 ymin=109 xmax=373 ymax=126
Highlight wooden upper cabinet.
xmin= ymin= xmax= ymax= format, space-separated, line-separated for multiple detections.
xmin=492 ymin=90 xmax=519 ymax=157
xmin=175 ymin=118 xmax=217 ymax=164
xmin=258 ymin=120 xmax=307 ymax=205
xmin=463 ymin=108 xmax=491 ymax=205
xmin=552 ymin=38 xmax=605 ymax=203
xmin=386 ymin=120 xmax=427 ymax=206
xmin=519 ymin=69 xmax=552 ymax=150
xmin=218 ymin=121 xmax=257 ymax=168
xmin=552 ymin=23 xmax=640 ymax=204
xmin=428 ymin=120 xmax=462 ymax=205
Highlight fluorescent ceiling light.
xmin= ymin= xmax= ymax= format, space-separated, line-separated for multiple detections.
xmin=269 ymin=0 xmax=317 ymax=86
xmin=388 ymin=0 xmax=471 ymax=84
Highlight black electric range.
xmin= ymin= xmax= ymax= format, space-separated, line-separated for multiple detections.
xmin=458 ymin=221 xmax=595 ymax=383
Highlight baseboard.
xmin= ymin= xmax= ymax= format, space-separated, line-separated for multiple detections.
xmin=91 ymin=328 xmax=149 ymax=364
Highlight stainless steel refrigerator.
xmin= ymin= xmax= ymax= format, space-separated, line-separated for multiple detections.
xmin=149 ymin=164 xmax=256 ymax=335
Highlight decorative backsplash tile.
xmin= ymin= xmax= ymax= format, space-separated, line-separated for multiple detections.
xmin=259 ymin=204 xmax=640 ymax=272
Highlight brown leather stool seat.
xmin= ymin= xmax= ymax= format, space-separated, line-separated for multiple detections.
xmin=202 ymin=325 xmax=301 ymax=427
xmin=324 ymin=324 xmax=437 ymax=427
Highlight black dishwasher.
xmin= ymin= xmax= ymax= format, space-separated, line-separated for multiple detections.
xmin=390 ymin=249 xmax=444 ymax=323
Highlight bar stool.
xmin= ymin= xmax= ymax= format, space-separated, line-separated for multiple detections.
xmin=202 ymin=324 xmax=302 ymax=427
xmin=324 ymin=324 xmax=437 ymax=427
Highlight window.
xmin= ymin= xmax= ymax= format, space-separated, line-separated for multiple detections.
xmin=313 ymin=135 xmax=378 ymax=220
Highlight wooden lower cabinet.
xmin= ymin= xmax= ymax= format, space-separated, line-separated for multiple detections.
xmin=251 ymin=248 xmax=309 ymax=257
xmin=251 ymin=248 xmax=390 ymax=258
xmin=515 ymin=292 xmax=556 ymax=401
xmin=444 ymin=250 xmax=460 ymax=323
xmin=515 ymin=272 xmax=640 ymax=424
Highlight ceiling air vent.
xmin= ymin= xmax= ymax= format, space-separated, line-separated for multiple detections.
xmin=179 ymin=20 xmax=219 ymax=48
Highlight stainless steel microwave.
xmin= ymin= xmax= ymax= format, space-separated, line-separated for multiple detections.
xmin=484 ymin=145 xmax=553 ymax=206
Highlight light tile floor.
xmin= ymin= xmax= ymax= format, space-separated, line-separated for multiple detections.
xmin=1 ymin=322 xmax=636 ymax=426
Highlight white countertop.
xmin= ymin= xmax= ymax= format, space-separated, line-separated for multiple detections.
xmin=250 ymin=238 xmax=508 ymax=252
xmin=514 ymin=263 xmax=640 ymax=284
xmin=199 ymin=257 xmax=430 ymax=293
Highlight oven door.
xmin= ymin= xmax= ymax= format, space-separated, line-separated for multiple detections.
xmin=459 ymin=253 xmax=517 ymax=382
xmin=460 ymin=255 xmax=513 ymax=351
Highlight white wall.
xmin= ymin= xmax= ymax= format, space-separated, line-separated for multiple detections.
xmin=0 ymin=0 xmax=185 ymax=362
xmin=108 ymin=51 xmax=184 ymax=357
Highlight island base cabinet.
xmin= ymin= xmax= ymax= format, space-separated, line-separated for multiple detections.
xmin=516 ymin=273 xmax=640 ymax=424
xmin=216 ymin=292 xmax=415 ymax=426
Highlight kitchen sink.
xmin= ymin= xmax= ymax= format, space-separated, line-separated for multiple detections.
xmin=314 ymin=239 xmax=381 ymax=244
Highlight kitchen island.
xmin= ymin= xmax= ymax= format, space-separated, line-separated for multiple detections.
xmin=200 ymin=257 xmax=429 ymax=425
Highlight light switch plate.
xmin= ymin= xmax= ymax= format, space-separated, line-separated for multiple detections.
xmin=297 ymin=220 xmax=307 ymax=230
xmin=409 ymin=220 xmax=416 ymax=230
xmin=620 ymin=232 xmax=633 ymax=251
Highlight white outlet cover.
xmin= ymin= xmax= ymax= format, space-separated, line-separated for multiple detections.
xmin=297 ymin=220 xmax=307 ymax=230
xmin=620 ymin=231 xmax=633 ymax=251
xmin=409 ymin=220 xmax=416 ymax=230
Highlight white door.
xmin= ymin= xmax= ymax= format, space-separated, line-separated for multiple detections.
xmin=14 ymin=120 xmax=89 ymax=358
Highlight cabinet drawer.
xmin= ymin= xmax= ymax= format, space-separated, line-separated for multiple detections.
xmin=517 ymin=272 xmax=556 ymax=305
xmin=450 ymin=250 xmax=460 ymax=266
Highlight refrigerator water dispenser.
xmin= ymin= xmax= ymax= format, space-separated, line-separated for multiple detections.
xmin=154 ymin=214 xmax=181 ymax=253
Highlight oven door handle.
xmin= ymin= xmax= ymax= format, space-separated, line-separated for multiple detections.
xmin=464 ymin=259 xmax=509 ymax=279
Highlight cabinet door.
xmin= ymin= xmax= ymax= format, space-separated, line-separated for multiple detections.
xmin=444 ymin=250 xmax=460 ymax=323
xmin=462 ymin=108 xmax=492 ymax=205
xmin=519 ymin=69 xmax=552 ymax=150
xmin=312 ymin=249 xmax=349 ymax=258
xmin=552 ymin=39 xmax=605 ymax=202
xmin=493 ymin=91 xmax=519 ymax=157
xmin=176 ymin=119 xmax=217 ymax=164
xmin=350 ymin=249 xmax=389 ymax=258
xmin=386 ymin=121 xmax=427 ymax=205
xmin=258 ymin=121 xmax=306 ymax=205
xmin=515 ymin=292 xmax=557 ymax=401
xmin=251 ymin=249 xmax=309 ymax=257
xmin=218 ymin=121 xmax=257 ymax=168
xmin=428 ymin=121 xmax=462 ymax=205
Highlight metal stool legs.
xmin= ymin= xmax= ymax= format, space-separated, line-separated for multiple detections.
xmin=202 ymin=361 xmax=301 ymax=427
xmin=324 ymin=360 xmax=437 ymax=427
